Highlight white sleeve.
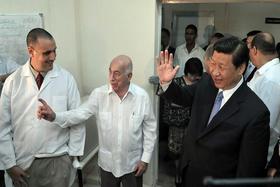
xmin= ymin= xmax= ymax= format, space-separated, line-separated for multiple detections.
xmin=0 ymin=80 xmax=17 ymax=169
xmin=54 ymin=89 xmax=98 ymax=128
xmin=141 ymin=94 xmax=157 ymax=163
xmin=66 ymin=75 xmax=86 ymax=156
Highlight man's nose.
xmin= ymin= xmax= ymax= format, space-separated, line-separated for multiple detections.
xmin=109 ymin=73 xmax=115 ymax=80
xmin=212 ymin=67 xmax=220 ymax=76
xmin=49 ymin=51 xmax=56 ymax=61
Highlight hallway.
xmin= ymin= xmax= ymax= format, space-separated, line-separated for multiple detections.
xmin=73 ymin=149 xmax=175 ymax=187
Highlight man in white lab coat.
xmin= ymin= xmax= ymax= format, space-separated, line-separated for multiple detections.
xmin=0 ymin=28 xmax=85 ymax=187
xmin=38 ymin=55 xmax=157 ymax=187
xmin=0 ymin=57 xmax=20 ymax=187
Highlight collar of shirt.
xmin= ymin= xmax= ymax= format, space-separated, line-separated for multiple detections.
xmin=219 ymin=77 xmax=243 ymax=108
xmin=255 ymin=58 xmax=280 ymax=77
xmin=183 ymin=42 xmax=200 ymax=53
xmin=107 ymin=83 xmax=136 ymax=100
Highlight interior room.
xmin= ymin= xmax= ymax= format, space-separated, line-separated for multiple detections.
xmin=0 ymin=0 xmax=280 ymax=187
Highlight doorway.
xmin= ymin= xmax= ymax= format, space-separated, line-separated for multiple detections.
xmin=156 ymin=1 xmax=280 ymax=187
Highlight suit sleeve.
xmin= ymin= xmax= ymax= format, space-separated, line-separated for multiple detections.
xmin=161 ymin=79 xmax=196 ymax=108
xmin=66 ymin=75 xmax=86 ymax=156
xmin=267 ymin=140 xmax=280 ymax=171
xmin=236 ymin=109 xmax=270 ymax=177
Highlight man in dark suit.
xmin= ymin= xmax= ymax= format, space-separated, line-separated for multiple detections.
xmin=157 ymin=36 xmax=270 ymax=187
xmin=161 ymin=28 xmax=176 ymax=55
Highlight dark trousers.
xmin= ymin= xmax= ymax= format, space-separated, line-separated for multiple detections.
xmin=100 ymin=167 xmax=143 ymax=187
xmin=0 ymin=170 xmax=5 ymax=187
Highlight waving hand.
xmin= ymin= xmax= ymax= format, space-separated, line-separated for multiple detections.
xmin=157 ymin=50 xmax=179 ymax=84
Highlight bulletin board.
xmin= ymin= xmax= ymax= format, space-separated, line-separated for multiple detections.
xmin=0 ymin=13 xmax=43 ymax=65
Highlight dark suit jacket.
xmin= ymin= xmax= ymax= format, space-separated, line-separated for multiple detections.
xmin=267 ymin=140 xmax=280 ymax=176
xmin=162 ymin=73 xmax=270 ymax=187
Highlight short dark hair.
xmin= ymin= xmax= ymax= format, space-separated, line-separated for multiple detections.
xmin=26 ymin=28 xmax=54 ymax=46
xmin=213 ymin=36 xmax=249 ymax=68
xmin=185 ymin=24 xmax=197 ymax=34
xmin=161 ymin=28 xmax=170 ymax=37
xmin=251 ymin=32 xmax=276 ymax=55
xmin=247 ymin=30 xmax=261 ymax=37
xmin=184 ymin=57 xmax=203 ymax=76
xmin=213 ymin=32 xmax=224 ymax=39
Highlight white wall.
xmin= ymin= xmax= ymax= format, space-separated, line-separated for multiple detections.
xmin=77 ymin=1 xmax=160 ymax=185
xmin=78 ymin=0 xmax=158 ymax=96
xmin=0 ymin=0 xmax=83 ymax=92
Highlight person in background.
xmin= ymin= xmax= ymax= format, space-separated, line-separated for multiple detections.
xmin=158 ymin=57 xmax=203 ymax=187
xmin=157 ymin=36 xmax=270 ymax=187
xmin=243 ymin=30 xmax=261 ymax=82
xmin=37 ymin=55 xmax=157 ymax=187
xmin=173 ymin=24 xmax=205 ymax=76
xmin=276 ymin=42 xmax=280 ymax=59
xmin=161 ymin=28 xmax=176 ymax=56
xmin=0 ymin=28 xmax=85 ymax=187
xmin=203 ymin=44 xmax=214 ymax=73
xmin=159 ymin=28 xmax=176 ymax=144
xmin=203 ymin=32 xmax=224 ymax=51
xmin=0 ymin=57 xmax=20 ymax=96
xmin=248 ymin=32 xmax=280 ymax=160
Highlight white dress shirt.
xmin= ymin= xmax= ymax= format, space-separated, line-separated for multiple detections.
xmin=173 ymin=43 xmax=205 ymax=77
xmin=0 ymin=61 xmax=85 ymax=170
xmin=54 ymin=83 xmax=157 ymax=177
xmin=243 ymin=61 xmax=255 ymax=81
xmin=248 ymin=58 xmax=280 ymax=159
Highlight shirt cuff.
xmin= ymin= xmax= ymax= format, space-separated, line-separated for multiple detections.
xmin=141 ymin=151 xmax=152 ymax=164
xmin=160 ymin=81 xmax=172 ymax=92
xmin=53 ymin=112 xmax=68 ymax=128
xmin=3 ymin=160 xmax=16 ymax=170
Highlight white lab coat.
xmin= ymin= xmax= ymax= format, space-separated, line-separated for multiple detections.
xmin=0 ymin=61 xmax=85 ymax=171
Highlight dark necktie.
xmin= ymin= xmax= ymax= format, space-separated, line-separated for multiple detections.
xmin=36 ymin=73 xmax=44 ymax=89
xmin=208 ymin=91 xmax=224 ymax=125
xmin=246 ymin=67 xmax=257 ymax=82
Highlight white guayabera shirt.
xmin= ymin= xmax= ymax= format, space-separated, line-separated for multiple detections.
xmin=55 ymin=83 xmax=157 ymax=177
xmin=248 ymin=58 xmax=280 ymax=160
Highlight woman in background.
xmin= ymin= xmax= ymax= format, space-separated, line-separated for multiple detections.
xmin=159 ymin=57 xmax=203 ymax=187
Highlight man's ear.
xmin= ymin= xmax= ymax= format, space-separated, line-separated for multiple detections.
xmin=128 ymin=73 xmax=132 ymax=80
xmin=252 ymin=46 xmax=258 ymax=55
xmin=239 ymin=63 xmax=247 ymax=75
xmin=27 ymin=47 xmax=34 ymax=58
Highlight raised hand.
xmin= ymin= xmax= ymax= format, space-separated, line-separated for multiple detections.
xmin=37 ymin=98 xmax=56 ymax=122
xmin=156 ymin=50 xmax=179 ymax=84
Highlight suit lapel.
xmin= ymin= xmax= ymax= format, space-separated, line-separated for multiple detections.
xmin=197 ymin=83 xmax=247 ymax=140
xmin=197 ymin=84 xmax=218 ymax=134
